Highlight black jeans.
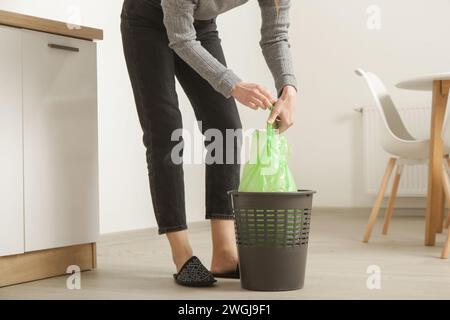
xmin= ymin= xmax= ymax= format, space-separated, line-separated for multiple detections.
xmin=121 ymin=0 xmax=242 ymax=234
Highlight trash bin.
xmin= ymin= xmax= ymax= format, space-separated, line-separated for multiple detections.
xmin=228 ymin=190 xmax=315 ymax=291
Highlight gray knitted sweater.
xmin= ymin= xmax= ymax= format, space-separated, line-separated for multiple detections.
xmin=161 ymin=0 xmax=297 ymax=98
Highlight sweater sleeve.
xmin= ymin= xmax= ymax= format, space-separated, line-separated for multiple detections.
xmin=258 ymin=0 xmax=297 ymax=96
xmin=161 ymin=0 xmax=242 ymax=98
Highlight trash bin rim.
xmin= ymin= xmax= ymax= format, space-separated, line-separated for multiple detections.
xmin=228 ymin=190 xmax=316 ymax=197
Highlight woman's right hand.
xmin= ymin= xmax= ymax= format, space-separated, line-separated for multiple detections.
xmin=230 ymin=82 xmax=276 ymax=110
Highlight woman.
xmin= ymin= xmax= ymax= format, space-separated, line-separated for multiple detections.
xmin=121 ymin=0 xmax=297 ymax=287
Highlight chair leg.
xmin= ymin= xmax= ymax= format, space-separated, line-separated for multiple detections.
xmin=441 ymin=160 xmax=450 ymax=230
xmin=363 ymin=157 xmax=397 ymax=243
xmin=443 ymin=156 xmax=450 ymax=229
xmin=443 ymin=157 xmax=450 ymax=258
xmin=445 ymin=210 xmax=450 ymax=229
xmin=382 ymin=165 xmax=403 ymax=235
xmin=437 ymin=159 xmax=449 ymax=234
xmin=441 ymin=231 xmax=450 ymax=259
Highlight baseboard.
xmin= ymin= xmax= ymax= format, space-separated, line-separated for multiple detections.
xmin=313 ymin=206 xmax=426 ymax=217
xmin=0 ymin=243 xmax=96 ymax=287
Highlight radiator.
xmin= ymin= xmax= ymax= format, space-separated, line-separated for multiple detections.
xmin=362 ymin=107 xmax=431 ymax=196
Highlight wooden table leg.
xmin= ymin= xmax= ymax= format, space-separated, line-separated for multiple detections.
xmin=425 ymin=80 xmax=450 ymax=246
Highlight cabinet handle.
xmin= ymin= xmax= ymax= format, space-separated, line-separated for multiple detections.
xmin=48 ymin=43 xmax=79 ymax=52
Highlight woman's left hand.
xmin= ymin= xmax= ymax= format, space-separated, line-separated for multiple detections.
xmin=267 ymin=85 xmax=297 ymax=133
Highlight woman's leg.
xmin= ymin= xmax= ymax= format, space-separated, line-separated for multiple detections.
xmin=166 ymin=231 xmax=193 ymax=272
xmin=173 ymin=19 xmax=242 ymax=273
xmin=210 ymin=220 xmax=238 ymax=273
xmin=120 ymin=0 xmax=192 ymax=271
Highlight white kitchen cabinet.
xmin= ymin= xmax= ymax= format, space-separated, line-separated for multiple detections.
xmin=0 ymin=26 xmax=24 ymax=256
xmin=0 ymin=10 xmax=102 ymax=287
xmin=22 ymin=30 xmax=99 ymax=251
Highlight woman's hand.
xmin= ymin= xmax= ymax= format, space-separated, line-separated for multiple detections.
xmin=267 ymin=85 xmax=297 ymax=133
xmin=231 ymin=82 xmax=276 ymax=110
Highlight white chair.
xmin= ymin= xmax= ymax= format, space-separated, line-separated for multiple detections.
xmin=356 ymin=69 xmax=430 ymax=243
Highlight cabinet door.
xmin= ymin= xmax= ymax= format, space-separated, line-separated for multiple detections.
xmin=0 ymin=26 xmax=24 ymax=256
xmin=22 ymin=30 xmax=99 ymax=252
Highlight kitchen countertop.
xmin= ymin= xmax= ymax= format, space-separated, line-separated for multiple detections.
xmin=0 ymin=10 xmax=103 ymax=41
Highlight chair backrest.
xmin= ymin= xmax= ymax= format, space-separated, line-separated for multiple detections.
xmin=356 ymin=68 xmax=414 ymax=143
xmin=442 ymin=94 xmax=450 ymax=146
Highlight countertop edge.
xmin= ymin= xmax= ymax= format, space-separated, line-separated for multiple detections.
xmin=0 ymin=10 xmax=103 ymax=41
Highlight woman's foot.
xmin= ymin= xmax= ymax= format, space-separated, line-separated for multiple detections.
xmin=173 ymin=256 xmax=217 ymax=287
xmin=210 ymin=220 xmax=239 ymax=275
xmin=167 ymin=230 xmax=216 ymax=287
xmin=173 ymin=249 xmax=194 ymax=273
xmin=166 ymin=230 xmax=194 ymax=272
xmin=210 ymin=250 xmax=239 ymax=279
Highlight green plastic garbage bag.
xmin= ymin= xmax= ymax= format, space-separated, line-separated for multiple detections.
xmin=239 ymin=123 xmax=297 ymax=192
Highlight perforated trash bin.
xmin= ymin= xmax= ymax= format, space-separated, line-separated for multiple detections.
xmin=228 ymin=190 xmax=315 ymax=291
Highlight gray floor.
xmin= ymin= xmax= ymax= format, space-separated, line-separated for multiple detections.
xmin=1 ymin=209 xmax=450 ymax=300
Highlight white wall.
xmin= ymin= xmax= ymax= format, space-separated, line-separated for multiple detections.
xmin=2 ymin=0 xmax=450 ymax=233
xmin=287 ymin=0 xmax=450 ymax=208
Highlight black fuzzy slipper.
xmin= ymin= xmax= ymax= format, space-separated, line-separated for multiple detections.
xmin=173 ymin=256 xmax=217 ymax=287
xmin=212 ymin=264 xmax=240 ymax=279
